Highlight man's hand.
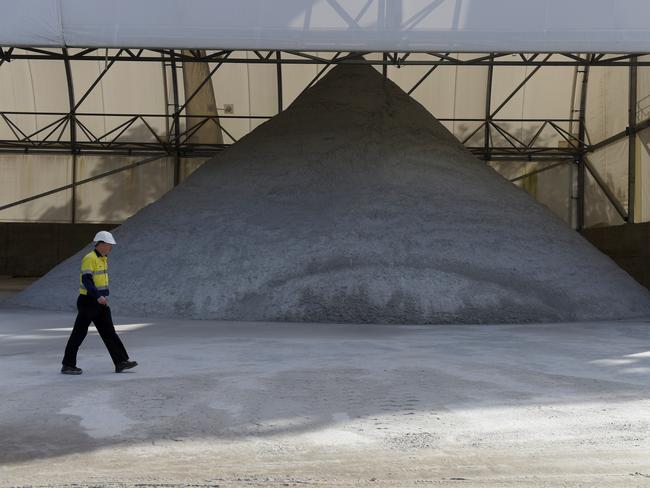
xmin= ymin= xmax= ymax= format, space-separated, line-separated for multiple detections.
xmin=97 ymin=296 xmax=108 ymax=306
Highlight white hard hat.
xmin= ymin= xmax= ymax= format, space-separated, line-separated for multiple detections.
xmin=93 ymin=230 xmax=116 ymax=245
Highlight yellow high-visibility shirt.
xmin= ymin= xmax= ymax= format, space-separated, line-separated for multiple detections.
xmin=79 ymin=249 xmax=109 ymax=296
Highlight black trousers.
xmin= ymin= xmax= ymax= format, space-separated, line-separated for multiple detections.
xmin=62 ymin=295 xmax=129 ymax=367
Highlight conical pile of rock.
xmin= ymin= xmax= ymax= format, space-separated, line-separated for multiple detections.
xmin=15 ymin=64 xmax=650 ymax=323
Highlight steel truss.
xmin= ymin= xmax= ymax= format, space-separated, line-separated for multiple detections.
xmin=2 ymin=48 xmax=649 ymax=66
xmin=0 ymin=47 xmax=645 ymax=226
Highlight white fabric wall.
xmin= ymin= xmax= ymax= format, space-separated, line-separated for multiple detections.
xmin=0 ymin=57 xmax=68 ymax=142
xmin=70 ymin=52 xmax=167 ymax=145
xmin=386 ymin=53 xmax=487 ymax=143
xmin=0 ymin=154 xmax=72 ymax=222
xmin=584 ymin=66 xmax=629 ymax=226
xmin=74 ymin=155 xmax=174 ymax=223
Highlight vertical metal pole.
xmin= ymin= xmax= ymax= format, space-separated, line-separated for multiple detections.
xmin=484 ymin=55 xmax=494 ymax=162
xmin=628 ymin=55 xmax=638 ymax=223
xmin=568 ymin=64 xmax=580 ymax=228
xmin=276 ymin=51 xmax=283 ymax=113
xmin=170 ymin=50 xmax=182 ymax=186
xmin=161 ymin=52 xmax=170 ymax=143
xmin=382 ymin=53 xmax=388 ymax=79
xmin=576 ymin=160 xmax=585 ymax=230
xmin=62 ymin=48 xmax=77 ymax=223
xmin=577 ymin=59 xmax=590 ymax=230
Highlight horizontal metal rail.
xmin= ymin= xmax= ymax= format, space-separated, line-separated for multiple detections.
xmin=2 ymin=48 xmax=649 ymax=66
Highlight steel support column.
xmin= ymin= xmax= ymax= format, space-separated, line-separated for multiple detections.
xmin=169 ymin=50 xmax=182 ymax=186
xmin=484 ymin=56 xmax=494 ymax=161
xmin=628 ymin=55 xmax=638 ymax=223
xmin=62 ymin=48 xmax=77 ymax=223
xmin=577 ymin=60 xmax=590 ymax=230
xmin=276 ymin=51 xmax=283 ymax=113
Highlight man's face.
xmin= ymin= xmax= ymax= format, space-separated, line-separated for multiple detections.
xmin=97 ymin=242 xmax=113 ymax=256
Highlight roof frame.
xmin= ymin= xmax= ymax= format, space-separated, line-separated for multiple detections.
xmin=0 ymin=47 xmax=642 ymax=227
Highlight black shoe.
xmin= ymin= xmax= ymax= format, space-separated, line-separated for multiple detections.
xmin=61 ymin=365 xmax=82 ymax=375
xmin=115 ymin=360 xmax=138 ymax=373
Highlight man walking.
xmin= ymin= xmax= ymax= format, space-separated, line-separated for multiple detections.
xmin=61 ymin=231 xmax=137 ymax=375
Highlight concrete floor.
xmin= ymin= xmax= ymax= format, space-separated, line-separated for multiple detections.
xmin=1 ymin=295 xmax=650 ymax=487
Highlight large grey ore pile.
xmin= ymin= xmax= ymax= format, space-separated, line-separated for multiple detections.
xmin=15 ymin=64 xmax=650 ymax=324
